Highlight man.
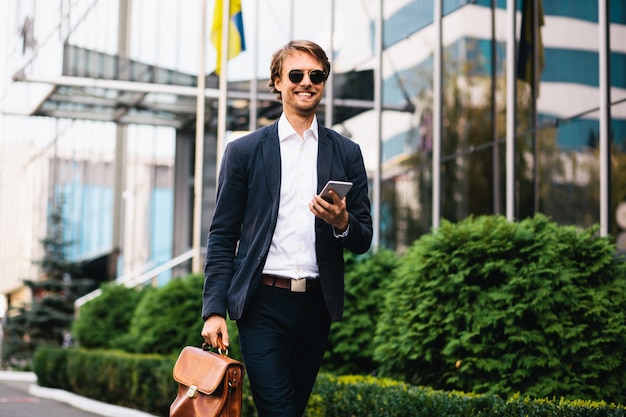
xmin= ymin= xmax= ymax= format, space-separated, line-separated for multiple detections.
xmin=201 ymin=39 xmax=373 ymax=417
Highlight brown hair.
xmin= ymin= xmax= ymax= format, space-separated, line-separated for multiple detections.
xmin=268 ymin=40 xmax=331 ymax=101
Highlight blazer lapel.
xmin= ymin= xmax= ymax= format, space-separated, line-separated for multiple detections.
xmin=261 ymin=122 xmax=281 ymax=200
xmin=317 ymin=124 xmax=333 ymax=193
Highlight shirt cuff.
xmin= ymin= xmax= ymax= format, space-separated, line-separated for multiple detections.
xmin=332 ymin=223 xmax=350 ymax=238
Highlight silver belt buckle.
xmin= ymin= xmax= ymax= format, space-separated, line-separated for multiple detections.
xmin=290 ymin=278 xmax=306 ymax=292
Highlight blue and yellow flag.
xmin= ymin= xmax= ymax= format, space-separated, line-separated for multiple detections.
xmin=211 ymin=0 xmax=246 ymax=75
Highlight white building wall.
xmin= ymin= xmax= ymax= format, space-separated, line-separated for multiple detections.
xmin=0 ymin=0 xmax=177 ymax=314
xmin=0 ymin=119 xmax=53 ymax=296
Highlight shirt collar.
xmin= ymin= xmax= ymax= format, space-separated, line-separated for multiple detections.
xmin=278 ymin=113 xmax=319 ymax=142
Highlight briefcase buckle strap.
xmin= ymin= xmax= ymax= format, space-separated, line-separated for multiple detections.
xmin=186 ymin=385 xmax=198 ymax=398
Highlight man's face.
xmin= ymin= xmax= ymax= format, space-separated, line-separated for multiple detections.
xmin=274 ymin=51 xmax=325 ymax=117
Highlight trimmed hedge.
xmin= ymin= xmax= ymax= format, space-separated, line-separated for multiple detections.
xmin=33 ymin=345 xmax=71 ymax=390
xmin=33 ymin=348 xmax=626 ymax=417
xmin=306 ymin=374 xmax=626 ymax=417
xmin=34 ymin=346 xmax=176 ymax=416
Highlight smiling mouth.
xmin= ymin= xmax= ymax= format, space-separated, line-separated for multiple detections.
xmin=296 ymin=92 xmax=314 ymax=97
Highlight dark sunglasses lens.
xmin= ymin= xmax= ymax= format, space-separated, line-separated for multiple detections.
xmin=309 ymin=70 xmax=325 ymax=84
xmin=288 ymin=70 xmax=325 ymax=84
xmin=288 ymin=70 xmax=304 ymax=83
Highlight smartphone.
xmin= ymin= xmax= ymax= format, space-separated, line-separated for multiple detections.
xmin=320 ymin=180 xmax=353 ymax=202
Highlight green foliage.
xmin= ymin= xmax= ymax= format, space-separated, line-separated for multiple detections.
xmin=32 ymin=346 xmax=626 ymax=417
xmin=2 ymin=305 xmax=34 ymax=369
xmin=74 ymin=272 xmax=246 ymax=358
xmin=307 ymin=374 xmax=417 ymax=417
xmin=36 ymin=202 xmax=83 ymax=284
xmin=33 ymin=346 xmax=71 ymax=390
xmin=29 ymin=216 xmax=626 ymax=413
xmin=64 ymin=348 xmax=175 ymax=416
xmin=72 ymin=283 xmax=145 ymax=349
xmin=2 ymin=199 xmax=95 ymax=369
xmin=323 ymin=250 xmax=399 ymax=374
xmin=124 ymin=274 xmax=206 ymax=355
xmin=306 ymin=374 xmax=626 ymax=417
xmin=34 ymin=345 xmax=253 ymax=417
xmin=374 ymin=214 xmax=626 ymax=403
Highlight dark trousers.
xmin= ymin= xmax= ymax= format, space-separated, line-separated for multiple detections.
xmin=237 ymin=283 xmax=331 ymax=417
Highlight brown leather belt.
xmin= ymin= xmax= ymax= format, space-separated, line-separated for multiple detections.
xmin=260 ymin=274 xmax=320 ymax=292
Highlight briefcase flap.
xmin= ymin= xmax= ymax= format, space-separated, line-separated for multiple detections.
xmin=172 ymin=346 xmax=243 ymax=395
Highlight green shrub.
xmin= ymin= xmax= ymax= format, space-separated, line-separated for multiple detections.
xmin=32 ymin=348 xmax=626 ymax=417
xmin=33 ymin=346 xmax=71 ymax=390
xmin=306 ymin=374 xmax=626 ymax=417
xmin=307 ymin=374 xmax=417 ymax=417
xmin=63 ymin=348 xmax=175 ymax=416
xmin=125 ymin=274 xmax=205 ymax=355
xmin=34 ymin=346 xmax=254 ymax=417
xmin=72 ymin=283 xmax=145 ymax=349
xmin=374 ymin=214 xmax=626 ymax=403
xmin=323 ymin=250 xmax=399 ymax=375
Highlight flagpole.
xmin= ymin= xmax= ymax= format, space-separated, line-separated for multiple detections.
xmin=505 ymin=0 xmax=516 ymax=221
xmin=192 ymin=0 xmax=207 ymax=273
xmin=372 ymin=0 xmax=382 ymax=251
xmin=599 ymin=0 xmax=611 ymax=236
xmin=249 ymin=0 xmax=258 ymax=131
xmin=491 ymin=0 xmax=500 ymax=214
xmin=325 ymin=0 xmax=335 ymax=128
xmin=432 ymin=0 xmax=442 ymax=229
xmin=289 ymin=0 xmax=294 ymax=39
xmin=531 ymin=0 xmax=539 ymax=214
xmin=216 ymin=0 xmax=231 ymax=177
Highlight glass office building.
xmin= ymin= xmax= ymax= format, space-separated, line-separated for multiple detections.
xmin=1 ymin=0 xmax=624 ymax=313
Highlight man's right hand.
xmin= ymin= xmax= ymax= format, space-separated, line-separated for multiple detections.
xmin=201 ymin=314 xmax=230 ymax=351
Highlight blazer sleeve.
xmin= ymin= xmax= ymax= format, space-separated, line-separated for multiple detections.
xmin=201 ymin=141 xmax=248 ymax=319
xmin=341 ymin=142 xmax=373 ymax=254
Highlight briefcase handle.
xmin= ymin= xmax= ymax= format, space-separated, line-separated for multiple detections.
xmin=202 ymin=341 xmax=229 ymax=357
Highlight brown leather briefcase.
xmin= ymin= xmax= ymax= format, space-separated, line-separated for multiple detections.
xmin=170 ymin=344 xmax=245 ymax=417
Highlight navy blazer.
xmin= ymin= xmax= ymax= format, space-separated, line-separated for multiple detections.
xmin=202 ymin=121 xmax=373 ymax=322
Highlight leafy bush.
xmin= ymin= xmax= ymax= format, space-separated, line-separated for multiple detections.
xmin=34 ymin=345 xmax=254 ymax=417
xmin=33 ymin=346 xmax=71 ymax=390
xmin=32 ymin=347 xmax=626 ymax=417
xmin=125 ymin=274 xmax=206 ymax=355
xmin=374 ymin=214 xmax=626 ymax=403
xmin=323 ymin=250 xmax=399 ymax=375
xmin=65 ymin=348 xmax=175 ymax=416
xmin=306 ymin=374 xmax=626 ymax=417
xmin=73 ymin=273 xmax=245 ymax=356
xmin=72 ymin=283 xmax=145 ymax=349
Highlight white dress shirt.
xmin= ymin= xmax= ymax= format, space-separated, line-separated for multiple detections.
xmin=262 ymin=114 xmax=319 ymax=279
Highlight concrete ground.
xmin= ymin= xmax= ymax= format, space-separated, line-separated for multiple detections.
xmin=0 ymin=371 xmax=159 ymax=417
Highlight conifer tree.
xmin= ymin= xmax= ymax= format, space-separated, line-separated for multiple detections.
xmin=2 ymin=198 xmax=94 ymax=368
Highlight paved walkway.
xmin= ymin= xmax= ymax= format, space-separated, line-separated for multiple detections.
xmin=0 ymin=371 xmax=159 ymax=417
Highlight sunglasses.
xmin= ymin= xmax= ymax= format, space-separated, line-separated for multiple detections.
xmin=288 ymin=69 xmax=326 ymax=84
